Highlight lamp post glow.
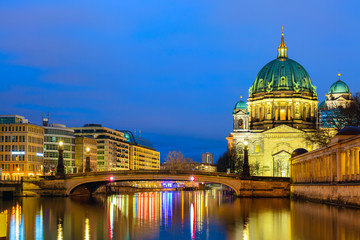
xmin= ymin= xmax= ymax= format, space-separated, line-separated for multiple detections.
xmin=56 ymin=141 xmax=65 ymax=178
xmin=85 ymin=147 xmax=91 ymax=173
xmin=242 ymin=139 xmax=250 ymax=178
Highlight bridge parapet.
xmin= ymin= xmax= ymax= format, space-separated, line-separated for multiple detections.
xmin=64 ymin=170 xmax=240 ymax=179
xmin=22 ymin=171 xmax=290 ymax=197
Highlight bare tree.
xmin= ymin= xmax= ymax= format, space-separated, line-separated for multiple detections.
xmin=305 ymin=128 xmax=334 ymax=147
xmin=328 ymin=92 xmax=360 ymax=131
xmin=311 ymin=93 xmax=360 ymax=147
xmin=163 ymin=151 xmax=194 ymax=170
xmin=250 ymin=160 xmax=262 ymax=176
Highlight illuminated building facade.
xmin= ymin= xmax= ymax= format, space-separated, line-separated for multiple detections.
xmin=228 ymin=31 xmax=355 ymax=177
xmin=74 ymin=137 xmax=97 ymax=173
xmin=121 ymin=130 xmax=160 ymax=170
xmin=227 ymin=31 xmax=319 ymax=177
xmin=72 ymin=124 xmax=130 ymax=171
xmin=193 ymin=162 xmax=217 ymax=172
xmin=319 ymin=73 xmax=353 ymax=128
xmin=0 ymin=115 xmax=44 ymax=179
xmin=202 ymin=152 xmax=214 ymax=164
xmin=43 ymin=118 xmax=75 ymax=175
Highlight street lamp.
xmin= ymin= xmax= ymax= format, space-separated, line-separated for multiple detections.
xmin=241 ymin=139 xmax=251 ymax=178
xmin=17 ymin=167 xmax=20 ymax=181
xmin=85 ymin=147 xmax=91 ymax=173
xmin=56 ymin=141 xmax=65 ymax=178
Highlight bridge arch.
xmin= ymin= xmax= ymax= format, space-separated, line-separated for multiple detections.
xmin=64 ymin=173 xmax=241 ymax=196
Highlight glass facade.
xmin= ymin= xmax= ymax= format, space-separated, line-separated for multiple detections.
xmin=43 ymin=125 xmax=75 ymax=175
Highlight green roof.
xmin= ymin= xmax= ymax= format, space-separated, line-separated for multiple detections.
xmin=250 ymin=58 xmax=316 ymax=95
xmin=234 ymin=100 xmax=247 ymax=110
xmin=318 ymin=100 xmax=326 ymax=110
xmin=328 ymin=80 xmax=350 ymax=94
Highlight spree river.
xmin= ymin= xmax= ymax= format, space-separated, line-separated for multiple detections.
xmin=1 ymin=190 xmax=360 ymax=240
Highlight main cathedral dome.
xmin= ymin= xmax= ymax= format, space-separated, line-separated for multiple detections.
xmin=247 ymin=30 xmax=318 ymax=131
xmin=249 ymin=32 xmax=317 ymax=97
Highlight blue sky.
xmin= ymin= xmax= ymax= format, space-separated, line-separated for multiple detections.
xmin=1 ymin=0 xmax=360 ymax=162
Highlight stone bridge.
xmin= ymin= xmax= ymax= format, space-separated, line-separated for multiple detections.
xmin=23 ymin=171 xmax=290 ymax=197
xmin=0 ymin=181 xmax=22 ymax=198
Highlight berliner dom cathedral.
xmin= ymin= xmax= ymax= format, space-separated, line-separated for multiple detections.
xmin=227 ymin=29 xmax=353 ymax=177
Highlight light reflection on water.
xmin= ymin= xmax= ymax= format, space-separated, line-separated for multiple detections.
xmin=1 ymin=190 xmax=360 ymax=240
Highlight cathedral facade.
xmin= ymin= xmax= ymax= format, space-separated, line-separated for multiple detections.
xmin=227 ymin=31 xmax=352 ymax=177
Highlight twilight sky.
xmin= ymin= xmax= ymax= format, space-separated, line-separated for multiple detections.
xmin=1 ymin=0 xmax=360 ymax=162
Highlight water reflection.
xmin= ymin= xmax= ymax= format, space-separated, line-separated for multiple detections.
xmin=1 ymin=191 xmax=360 ymax=239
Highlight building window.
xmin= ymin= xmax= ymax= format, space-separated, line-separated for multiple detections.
xmin=281 ymin=77 xmax=285 ymax=85
xmin=238 ymin=119 xmax=243 ymax=129
xmin=280 ymin=108 xmax=286 ymax=120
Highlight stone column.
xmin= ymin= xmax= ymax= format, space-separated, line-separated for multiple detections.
xmin=343 ymin=151 xmax=347 ymax=181
xmin=351 ymin=149 xmax=355 ymax=179
xmin=317 ymin=157 xmax=320 ymax=181
xmin=336 ymin=148 xmax=342 ymax=182
xmin=323 ymin=156 xmax=326 ymax=181
xmin=324 ymin=156 xmax=327 ymax=182
xmin=330 ymin=153 xmax=333 ymax=183
xmin=327 ymin=154 xmax=332 ymax=182
xmin=355 ymin=148 xmax=359 ymax=180
xmin=354 ymin=147 xmax=359 ymax=180
xmin=345 ymin=150 xmax=350 ymax=181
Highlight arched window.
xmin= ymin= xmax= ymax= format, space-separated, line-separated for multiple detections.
xmin=281 ymin=77 xmax=285 ymax=86
xmin=238 ymin=119 xmax=243 ymax=129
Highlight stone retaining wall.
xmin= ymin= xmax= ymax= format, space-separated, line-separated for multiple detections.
xmin=240 ymin=180 xmax=290 ymax=197
xmin=291 ymin=184 xmax=360 ymax=207
xmin=23 ymin=180 xmax=67 ymax=197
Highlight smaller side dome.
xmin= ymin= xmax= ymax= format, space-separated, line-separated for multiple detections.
xmin=328 ymin=73 xmax=350 ymax=94
xmin=318 ymin=101 xmax=326 ymax=111
xmin=291 ymin=148 xmax=308 ymax=158
xmin=336 ymin=126 xmax=360 ymax=136
xmin=234 ymin=100 xmax=247 ymax=110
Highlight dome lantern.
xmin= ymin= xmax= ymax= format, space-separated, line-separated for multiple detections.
xmin=277 ymin=26 xmax=288 ymax=59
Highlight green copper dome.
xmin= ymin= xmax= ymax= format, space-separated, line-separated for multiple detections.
xmin=328 ymin=74 xmax=350 ymax=94
xmin=318 ymin=100 xmax=326 ymax=110
xmin=250 ymin=58 xmax=316 ymax=95
xmin=249 ymin=33 xmax=316 ymax=96
xmin=234 ymin=100 xmax=247 ymax=110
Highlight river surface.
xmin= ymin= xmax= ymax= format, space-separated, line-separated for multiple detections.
xmin=1 ymin=190 xmax=360 ymax=240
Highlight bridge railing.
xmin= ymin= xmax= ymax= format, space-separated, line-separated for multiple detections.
xmin=31 ymin=170 xmax=290 ymax=182
xmin=63 ymin=170 xmax=240 ymax=179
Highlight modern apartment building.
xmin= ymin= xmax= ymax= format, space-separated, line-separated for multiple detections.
xmin=74 ymin=137 xmax=97 ymax=173
xmin=72 ymin=124 xmax=129 ymax=171
xmin=202 ymin=152 xmax=214 ymax=164
xmin=0 ymin=115 xmax=44 ymax=180
xmin=121 ymin=131 xmax=160 ymax=170
xmin=42 ymin=118 xmax=76 ymax=175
